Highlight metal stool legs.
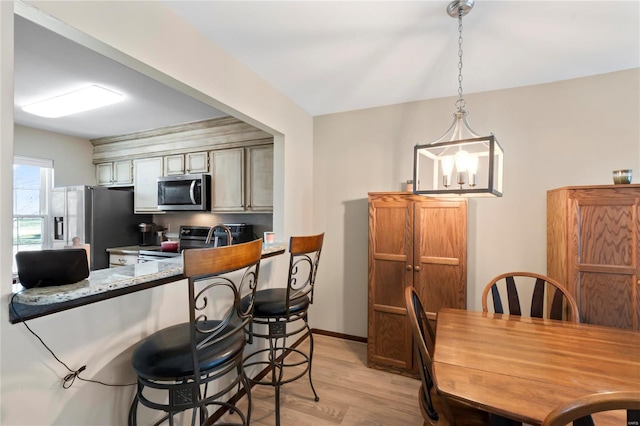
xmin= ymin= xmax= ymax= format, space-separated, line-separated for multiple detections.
xmin=244 ymin=315 xmax=318 ymax=426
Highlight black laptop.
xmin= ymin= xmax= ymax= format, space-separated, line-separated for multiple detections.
xmin=15 ymin=249 xmax=90 ymax=289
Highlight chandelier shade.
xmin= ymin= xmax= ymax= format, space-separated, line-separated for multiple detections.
xmin=413 ymin=134 xmax=504 ymax=197
xmin=412 ymin=0 xmax=503 ymax=198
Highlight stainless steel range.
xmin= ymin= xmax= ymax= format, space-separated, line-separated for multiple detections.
xmin=137 ymin=224 xmax=254 ymax=263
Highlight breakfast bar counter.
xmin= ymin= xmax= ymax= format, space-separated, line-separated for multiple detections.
xmin=9 ymin=243 xmax=286 ymax=324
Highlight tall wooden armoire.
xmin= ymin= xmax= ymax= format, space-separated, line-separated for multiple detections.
xmin=367 ymin=192 xmax=467 ymax=373
xmin=547 ymin=184 xmax=640 ymax=330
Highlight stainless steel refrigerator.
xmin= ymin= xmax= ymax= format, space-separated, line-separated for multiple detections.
xmin=51 ymin=186 xmax=150 ymax=270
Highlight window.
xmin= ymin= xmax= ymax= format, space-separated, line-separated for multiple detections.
xmin=13 ymin=156 xmax=54 ymax=273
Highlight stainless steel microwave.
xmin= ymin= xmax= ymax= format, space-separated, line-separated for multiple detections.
xmin=157 ymin=174 xmax=211 ymax=211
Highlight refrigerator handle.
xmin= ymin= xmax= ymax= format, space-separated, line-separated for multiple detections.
xmin=189 ymin=180 xmax=197 ymax=205
xmin=54 ymin=217 xmax=64 ymax=240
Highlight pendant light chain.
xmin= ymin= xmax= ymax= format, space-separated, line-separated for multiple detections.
xmin=456 ymin=8 xmax=466 ymax=112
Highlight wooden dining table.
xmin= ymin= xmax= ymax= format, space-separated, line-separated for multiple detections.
xmin=432 ymin=308 xmax=640 ymax=425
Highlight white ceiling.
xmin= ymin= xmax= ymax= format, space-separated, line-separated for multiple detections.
xmin=14 ymin=1 xmax=640 ymax=140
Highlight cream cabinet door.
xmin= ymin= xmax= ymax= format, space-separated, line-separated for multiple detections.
xmin=186 ymin=152 xmax=209 ymax=174
xmin=96 ymin=161 xmax=132 ymax=186
xmin=113 ymin=160 xmax=133 ymax=185
xmin=164 ymin=155 xmax=185 ymax=176
xmin=96 ymin=163 xmax=113 ymax=186
xmin=211 ymin=148 xmax=244 ymax=211
xmin=246 ymin=145 xmax=273 ymax=211
xmin=133 ymin=157 xmax=163 ymax=213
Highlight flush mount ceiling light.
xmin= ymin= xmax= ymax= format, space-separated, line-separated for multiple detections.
xmin=413 ymin=0 xmax=503 ymax=197
xmin=22 ymin=85 xmax=124 ymax=118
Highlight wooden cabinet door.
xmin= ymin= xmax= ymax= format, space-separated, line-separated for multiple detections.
xmin=246 ymin=145 xmax=273 ymax=212
xmin=133 ymin=157 xmax=163 ymax=213
xmin=413 ymin=199 xmax=467 ymax=321
xmin=211 ymin=148 xmax=244 ymax=211
xmin=570 ymin=190 xmax=640 ymax=329
xmin=368 ymin=195 xmax=414 ymax=371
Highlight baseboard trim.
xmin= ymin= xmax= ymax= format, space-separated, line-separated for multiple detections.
xmin=312 ymin=328 xmax=367 ymax=343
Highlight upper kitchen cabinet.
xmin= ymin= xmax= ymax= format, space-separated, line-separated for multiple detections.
xmin=210 ymin=144 xmax=273 ymax=213
xmin=91 ymin=117 xmax=274 ymax=214
xmin=133 ymin=157 xmax=163 ymax=213
xmin=164 ymin=152 xmax=209 ymax=176
xmin=210 ymin=148 xmax=244 ymax=211
xmin=96 ymin=160 xmax=133 ymax=186
xmin=246 ymin=145 xmax=274 ymax=212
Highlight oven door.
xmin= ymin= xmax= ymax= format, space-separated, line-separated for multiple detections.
xmin=157 ymin=174 xmax=210 ymax=211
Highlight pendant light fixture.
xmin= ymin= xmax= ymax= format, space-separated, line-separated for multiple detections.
xmin=413 ymin=0 xmax=503 ymax=197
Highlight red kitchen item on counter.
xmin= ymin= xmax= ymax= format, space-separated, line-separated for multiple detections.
xmin=160 ymin=241 xmax=179 ymax=252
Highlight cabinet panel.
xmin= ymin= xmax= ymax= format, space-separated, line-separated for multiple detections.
xmin=164 ymin=155 xmax=185 ymax=176
xmin=96 ymin=161 xmax=133 ymax=186
xmin=96 ymin=163 xmax=113 ymax=186
xmin=580 ymin=272 xmax=634 ymax=329
xmin=113 ymin=160 xmax=133 ymax=185
xmin=247 ymin=145 xmax=273 ymax=211
xmin=186 ymin=152 xmax=209 ymax=174
xmin=210 ymin=145 xmax=273 ymax=212
xmin=368 ymin=192 xmax=467 ymax=374
xmin=547 ymin=185 xmax=640 ymax=331
xmin=133 ymin=157 xmax=163 ymax=213
xmin=211 ymin=148 xmax=244 ymax=211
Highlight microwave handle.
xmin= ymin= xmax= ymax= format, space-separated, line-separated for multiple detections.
xmin=189 ymin=180 xmax=197 ymax=205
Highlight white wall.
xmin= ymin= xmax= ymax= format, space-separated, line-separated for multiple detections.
xmin=313 ymin=69 xmax=640 ymax=337
xmin=14 ymin=125 xmax=95 ymax=187
xmin=0 ymin=2 xmax=314 ymax=425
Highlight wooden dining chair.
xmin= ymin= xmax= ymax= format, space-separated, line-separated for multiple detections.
xmin=405 ymin=286 xmax=492 ymax=426
xmin=541 ymin=391 xmax=640 ymax=426
xmin=481 ymin=271 xmax=579 ymax=323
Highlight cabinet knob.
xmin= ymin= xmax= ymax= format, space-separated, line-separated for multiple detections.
xmin=406 ymin=265 xmax=412 ymax=271
xmin=414 ymin=266 xmax=421 ymax=272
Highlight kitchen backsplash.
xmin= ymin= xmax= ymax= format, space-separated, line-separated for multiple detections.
xmin=152 ymin=212 xmax=273 ymax=242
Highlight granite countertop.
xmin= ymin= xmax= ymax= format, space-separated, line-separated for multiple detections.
xmin=106 ymin=245 xmax=158 ymax=254
xmin=13 ymin=257 xmax=183 ymax=306
xmin=12 ymin=243 xmax=287 ymax=308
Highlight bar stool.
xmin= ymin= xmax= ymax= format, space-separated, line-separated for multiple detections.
xmin=128 ymin=239 xmax=263 ymax=426
xmin=242 ymin=233 xmax=324 ymax=426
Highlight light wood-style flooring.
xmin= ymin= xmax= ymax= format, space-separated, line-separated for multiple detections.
xmin=226 ymin=334 xmax=424 ymax=426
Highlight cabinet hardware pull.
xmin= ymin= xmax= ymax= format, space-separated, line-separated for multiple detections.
xmin=406 ymin=265 xmax=412 ymax=271
xmin=414 ymin=266 xmax=421 ymax=272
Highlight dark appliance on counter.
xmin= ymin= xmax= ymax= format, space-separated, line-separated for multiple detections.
xmin=137 ymin=224 xmax=255 ymax=263
xmin=139 ymin=222 xmax=163 ymax=246
xmin=213 ymin=223 xmax=254 ymax=246
xmin=51 ymin=186 xmax=151 ymax=270
xmin=157 ymin=174 xmax=211 ymax=211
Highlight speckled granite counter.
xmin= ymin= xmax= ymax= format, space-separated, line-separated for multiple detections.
xmin=13 ymin=257 xmax=183 ymax=306
xmin=9 ymin=243 xmax=286 ymax=323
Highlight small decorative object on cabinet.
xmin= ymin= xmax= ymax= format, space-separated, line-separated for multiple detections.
xmin=368 ymin=192 xmax=467 ymax=374
xmin=547 ymin=184 xmax=640 ymax=330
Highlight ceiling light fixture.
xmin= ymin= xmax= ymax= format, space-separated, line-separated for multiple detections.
xmin=413 ymin=0 xmax=503 ymax=197
xmin=22 ymin=85 xmax=124 ymax=118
